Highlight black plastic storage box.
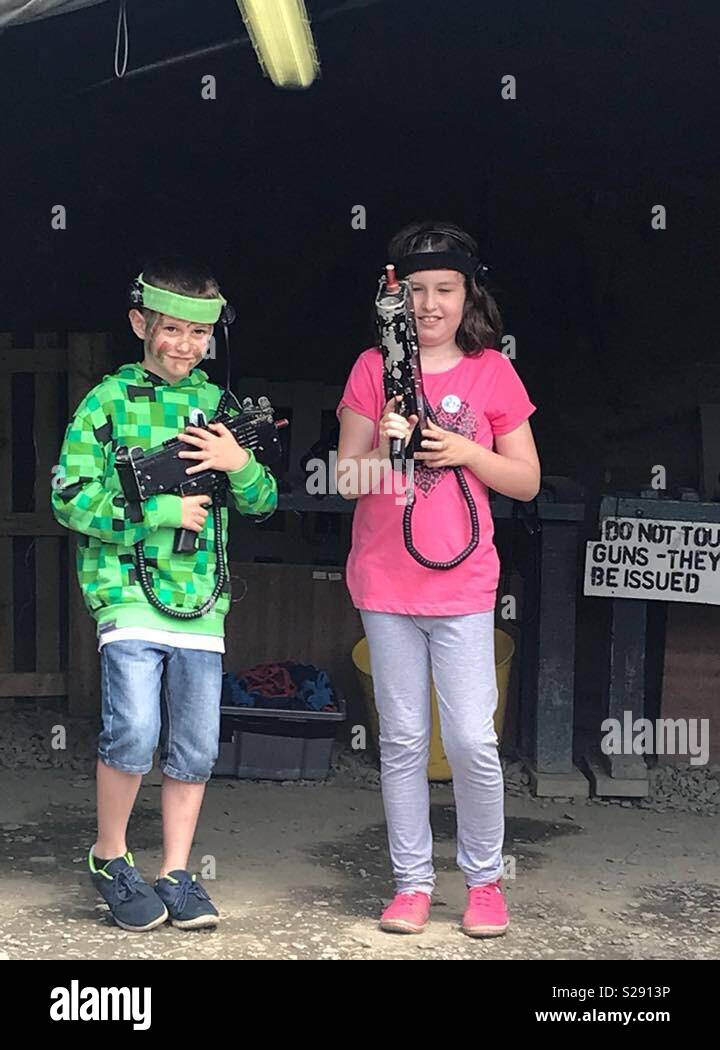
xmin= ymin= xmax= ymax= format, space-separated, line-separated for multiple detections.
xmin=213 ymin=696 xmax=347 ymax=781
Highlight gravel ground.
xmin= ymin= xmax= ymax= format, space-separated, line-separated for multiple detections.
xmin=1 ymin=720 xmax=719 ymax=961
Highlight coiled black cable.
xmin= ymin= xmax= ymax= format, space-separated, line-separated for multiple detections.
xmin=401 ymin=399 xmax=480 ymax=569
xmin=134 ymin=486 xmax=228 ymax=619
xmin=131 ymin=389 xmax=231 ymax=619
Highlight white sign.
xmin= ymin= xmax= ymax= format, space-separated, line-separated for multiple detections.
xmin=584 ymin=517 xmax=720 ymax=604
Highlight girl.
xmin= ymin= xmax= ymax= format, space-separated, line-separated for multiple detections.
xmin=335 ymin=221 xmax=540 ymax=937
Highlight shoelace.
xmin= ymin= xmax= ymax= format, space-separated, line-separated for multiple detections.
xmin=109 ymin=865 xmax=145 ymax=905
xmin=393 ymin=892 xmax=428 ymax=908
xmin=171 ymin=876 xmax=211 ymax=914
xmin=468 ymin=883 xmax=501 ymax=903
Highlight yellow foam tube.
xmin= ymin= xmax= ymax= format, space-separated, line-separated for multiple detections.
xmin=352 ymin=630 xmax=514 ymax=782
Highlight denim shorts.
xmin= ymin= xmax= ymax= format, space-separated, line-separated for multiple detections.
xmin=98 ymin=640 xmax=223 ymax=783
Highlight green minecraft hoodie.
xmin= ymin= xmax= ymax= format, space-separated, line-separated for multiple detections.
xmin=51 ymin=361 xmax=278 ymax=641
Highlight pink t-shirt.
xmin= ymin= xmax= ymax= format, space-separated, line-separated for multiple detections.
xmin=335 ymin=346 xmax=537 ymax=615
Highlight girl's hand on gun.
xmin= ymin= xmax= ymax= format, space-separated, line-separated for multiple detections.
xmin=179 ymin=494 xmax=212 ymax=533
xmin=413 ymin=418 xmax=474 ymax=469
xmin=378 ymin=395 xmax=419 ymax=459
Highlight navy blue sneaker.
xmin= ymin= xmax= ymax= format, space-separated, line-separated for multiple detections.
xmin=89 ymin=848 xmax=169 ymax=932
xmin=154 ymin=870 xmax=219 ymax=930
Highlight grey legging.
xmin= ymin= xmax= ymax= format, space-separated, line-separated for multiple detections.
xmin=360 ymin=609 xmax=505 ymax=894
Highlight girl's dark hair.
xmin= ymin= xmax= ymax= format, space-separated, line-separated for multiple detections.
xmin=387 ymin=221 xmax=503 ymax=355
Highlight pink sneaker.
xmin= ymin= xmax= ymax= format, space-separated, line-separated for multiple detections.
xmin=379 ymin=891 xmax=431 ymax=934
xmin=462 ymin=880 xmax=509 ymax=937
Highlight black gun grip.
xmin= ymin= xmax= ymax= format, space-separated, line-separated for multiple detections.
xmin=390 ymin=437 xmax=404 ymax=459
xmin=173 ymin=527 xmax=198 ymax=555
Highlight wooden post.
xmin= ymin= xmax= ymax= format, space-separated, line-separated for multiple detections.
xmin=519 ymin=521 xmax=579 ymax=774
xmin=34 ymin=334 xmax=62 ymax=677
xmin=66 ymin=332 xmax=113 ymax=716
xmin=601 ymin=597 xmax=649 ymax=779
xmin=517 ymin=481 xmax=590 ymax=796
xmin=0 ymin=334 xmax=13 ymax=679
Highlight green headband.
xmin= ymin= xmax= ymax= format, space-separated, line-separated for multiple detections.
xmin=137 ymin=273 xmax=227 ymax=323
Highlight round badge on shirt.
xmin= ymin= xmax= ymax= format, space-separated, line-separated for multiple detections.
xmin=441 ymin=394 xmax=461 ymax=414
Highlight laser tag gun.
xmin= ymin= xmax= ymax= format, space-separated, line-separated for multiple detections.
xmin=374 ymin=263 xmax=428 ymax=463
xmin=115 ymin=398 xmax=288 ymax=554
xmin=373 ymin=262 xmax=480 ymax=571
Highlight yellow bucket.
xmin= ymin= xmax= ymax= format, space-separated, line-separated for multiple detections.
xmin=351 ymin=629 xmax=514 ymax=781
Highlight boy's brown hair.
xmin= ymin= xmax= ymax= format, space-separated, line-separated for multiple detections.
xmin=133 ymin=256 xmax=221 ymax=331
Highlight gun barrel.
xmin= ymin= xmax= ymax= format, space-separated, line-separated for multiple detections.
xmin=375 ymin=264 xmax=427 ymax=459
xmin=385 ymin=263 xmax=400 ymax=292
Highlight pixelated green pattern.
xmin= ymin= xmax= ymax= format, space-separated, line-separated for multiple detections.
xmin=51 ymin=363 xmax=278 ymax=619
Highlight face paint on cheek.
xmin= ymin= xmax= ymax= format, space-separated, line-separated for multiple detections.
xmin=154 ymin=340 xmax=174 ymax=359
xmin=144 ymin=317 xmax=164 ymax=360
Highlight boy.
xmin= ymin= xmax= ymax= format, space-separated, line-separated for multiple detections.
xmin=51 ymin=258 xmax=278 ymax=931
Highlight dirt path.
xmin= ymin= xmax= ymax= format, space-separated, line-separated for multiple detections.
xmin=1 ymin=766 xmax=718 ymax=960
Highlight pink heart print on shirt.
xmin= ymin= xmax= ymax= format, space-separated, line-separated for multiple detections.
xmin=414 ymin=400 xmax=479 ymax=497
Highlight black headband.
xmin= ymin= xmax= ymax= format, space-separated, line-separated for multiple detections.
xmin=395 ymin=250 xmax=487 ymax=281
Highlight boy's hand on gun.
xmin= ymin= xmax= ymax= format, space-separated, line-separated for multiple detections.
xmin=179 ymin=494 xmax=213 ymax=533
xmin=378 ymin=395 xmax=419 ymax=460
xmin=178 ymin=421 xmax=250 ymax=474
